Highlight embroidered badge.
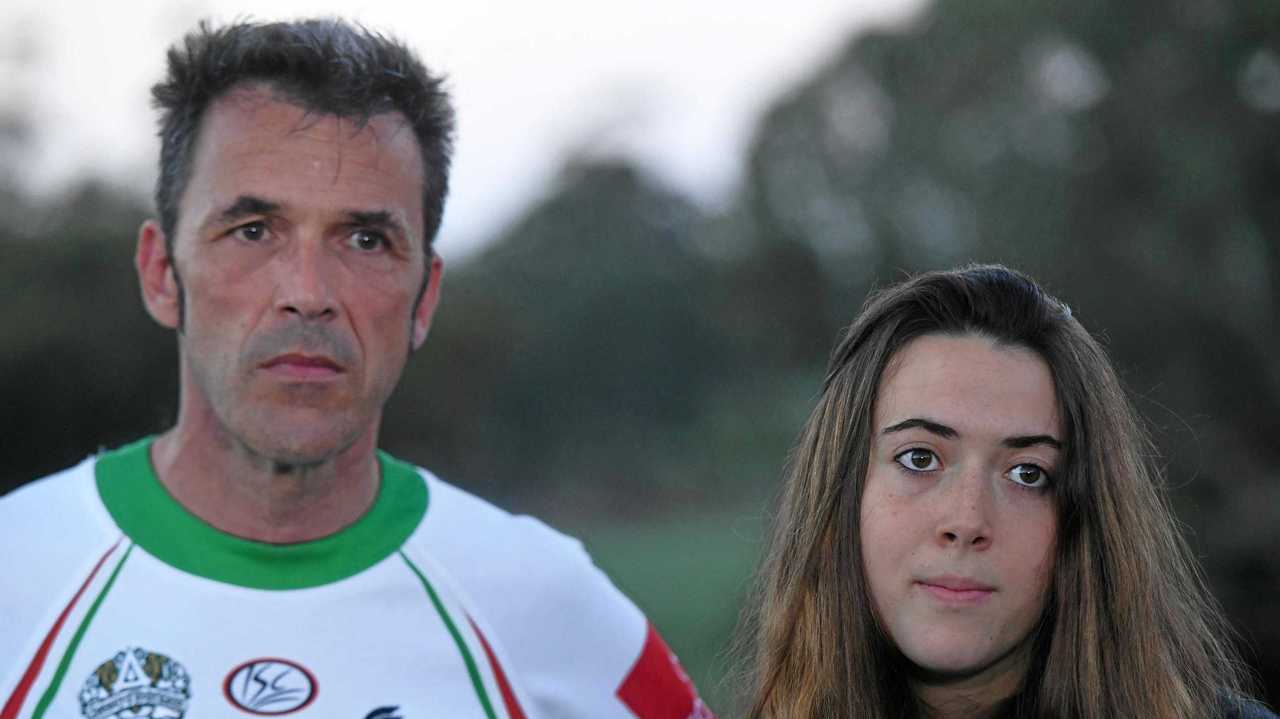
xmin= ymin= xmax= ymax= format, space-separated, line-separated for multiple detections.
xmin=79 ymin=647 xmax=191 ymax=719
xmin=223 ymin=658 xmax=318 ymax=715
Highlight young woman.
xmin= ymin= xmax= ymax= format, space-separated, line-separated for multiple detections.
xmin=740 ymin=265 xmax=1274 ymax=718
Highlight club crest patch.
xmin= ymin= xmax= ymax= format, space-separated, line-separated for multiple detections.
xmin=223 ymin=658 xmax=318 ymax=715
xmin=79 ymin=647 xmax=191 ymax=719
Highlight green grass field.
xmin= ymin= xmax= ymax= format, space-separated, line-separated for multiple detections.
xmin=574 ymin=509 xmax=769 ymax=714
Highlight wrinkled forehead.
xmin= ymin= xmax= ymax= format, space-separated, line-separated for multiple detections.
xmin=174 ymin=83 xmax=427 ymax=239
xmin=195 ymin=82 xmax=421 ymax=169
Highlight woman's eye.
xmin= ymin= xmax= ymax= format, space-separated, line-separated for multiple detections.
xmin=894 ymin=448 xmax=940 ymax=472
xmin=233 ymin=221 xmax=268 ymax=242
xmin=351 ymin=229 xmax=388 ymax=251
xmin=1007 ymin=463 xmax=1051 ymax=488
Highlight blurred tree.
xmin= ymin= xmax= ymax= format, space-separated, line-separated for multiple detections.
xmin=0 ymin=181 xmax=172 ymax=488
xmin=386 ymin=160 xmax=802 ymax=517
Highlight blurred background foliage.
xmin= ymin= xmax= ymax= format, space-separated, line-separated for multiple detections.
xmin=3 ymin=0 xmax=1278 ymax=711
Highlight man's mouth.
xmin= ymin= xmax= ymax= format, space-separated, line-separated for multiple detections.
xmin=260 ymin=353 xmax=344 ymax=379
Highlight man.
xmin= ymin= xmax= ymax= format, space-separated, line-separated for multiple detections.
xmin=0 ymin=19 xmax=713 ymax=719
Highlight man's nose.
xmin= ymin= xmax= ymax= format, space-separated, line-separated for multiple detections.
xmin=933 ymin=465 xmax=994 ymax=550
xmin=275 ymin=239 xmax=338 ymax=321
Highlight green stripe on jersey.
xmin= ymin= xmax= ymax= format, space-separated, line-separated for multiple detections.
xmin=32 ymin=543 xmax=134 ymax=719
xmin=399 ymin=551 xmax=498 ymax=719
xmin=94 ymin=438 xmax=429 ymax=590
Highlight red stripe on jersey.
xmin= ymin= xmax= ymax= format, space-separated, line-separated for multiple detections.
xmin=1 ymin=537 xmax=123 ymax=719
xmin=617 ymin=623 xmax=716 ymax=719
xmin=466 ymin=617 xmax=527 ymax=719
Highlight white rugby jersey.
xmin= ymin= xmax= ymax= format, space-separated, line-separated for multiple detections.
xmin=0 ymin=439 xmax=713 ymax=719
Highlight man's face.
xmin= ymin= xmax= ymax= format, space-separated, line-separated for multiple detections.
xmin=140 ymin=84 xmax=442 ymax=465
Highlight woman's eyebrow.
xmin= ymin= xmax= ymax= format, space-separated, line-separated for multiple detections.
xmin=1002 ymin=434 xmax=1063 ymax=450
xmin=881 ymin=418 xmax=957 ymax=438
xmin=882 ymin=419 xmax=1063 ymax=450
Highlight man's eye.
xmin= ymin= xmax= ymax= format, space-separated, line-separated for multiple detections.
xmin=1007 ymin=463 xmax=1051 ymax=488
xmin=233 ymin=222 xmax=268 ymax=242
xmin=351 ymin=229 xmax=388 ymax=252
xmin=894 ymin=448 xmax=940 ymax=472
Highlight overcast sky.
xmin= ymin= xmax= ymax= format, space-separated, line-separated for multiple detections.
xmin=2 ymin=0 xmax=925 ymax=258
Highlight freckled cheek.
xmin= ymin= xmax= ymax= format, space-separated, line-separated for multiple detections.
xmin=861 ymin=480 xmax=915 ymax=538
xmin=1036 ymin=536 xmax=1057 ymax=578
xmin=1012 ymin=521 xmax=1057 ymax=598
xmin=859 ymin=507 xmax=913 ymax=589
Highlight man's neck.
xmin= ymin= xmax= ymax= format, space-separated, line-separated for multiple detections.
xmin=149 ymin=422 xmax=380 ymax=544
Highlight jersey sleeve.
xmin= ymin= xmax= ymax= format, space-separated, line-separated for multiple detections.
xmin=0 ymin=459 xmax=122 ymax=706
xmin=616 ymin=621 xmax=717 ymax=719
xmin=412 ymin=473 xmax=715 ymax=719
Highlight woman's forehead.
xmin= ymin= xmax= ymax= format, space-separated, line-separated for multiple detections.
xmin=874 ymin=334 xmax=1061 ymax=441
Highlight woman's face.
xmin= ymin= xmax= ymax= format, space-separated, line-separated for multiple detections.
xmin=860 ymin=333 xmax=1059 ymax=693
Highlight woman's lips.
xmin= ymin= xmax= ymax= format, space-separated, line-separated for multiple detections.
xmin=917 ymin=576 xmax=996 ymax=603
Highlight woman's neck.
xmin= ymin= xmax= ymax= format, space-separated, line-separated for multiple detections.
xmin=910 ymin=644 xmax=1030 ymax=719
xmin=918 ymin=694 xmax=1010 ymax=719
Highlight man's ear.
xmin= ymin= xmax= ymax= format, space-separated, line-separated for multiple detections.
xmin=136 ymin=219 xmax=181 ymax=330
xmin=411 ymin=252 xmax=445 ymax=351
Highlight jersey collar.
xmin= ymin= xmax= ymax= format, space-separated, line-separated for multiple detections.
xmin=94 ymin=437 xmax=429 ymax=590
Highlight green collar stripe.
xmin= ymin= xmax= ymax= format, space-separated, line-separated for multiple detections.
xmin=94 ymin=438 xmax=429 ymax=590
xmin=33 ymin=543 xmax=134 ymax=719
xmin=399 ymin=551 xmax=498 ymax=719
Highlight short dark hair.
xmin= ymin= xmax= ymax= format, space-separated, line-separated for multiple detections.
xmin=151 ymin=18 xmax=455 ymax=248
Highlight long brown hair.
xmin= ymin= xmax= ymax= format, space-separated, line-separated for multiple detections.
xmin=739 ymin=265 xmax=1253 ymax=718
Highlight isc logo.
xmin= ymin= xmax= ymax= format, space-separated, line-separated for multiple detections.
xmin=222 ymin=658 xmax=318 ymax=715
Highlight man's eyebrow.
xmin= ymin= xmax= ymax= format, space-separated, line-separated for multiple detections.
xmin=346 ymin=209 xmax=401 ymax=230
xmin=1002 ymin=434 xmax=1063 ymax=450
xmin=217 ymin=195 xmax=281 ymax=223
xmin=881 ymin=418 xmax=958 ymax=439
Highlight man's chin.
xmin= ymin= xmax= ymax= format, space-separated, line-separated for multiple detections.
xmin=233 ymin=421 xmax=362 ymax=470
